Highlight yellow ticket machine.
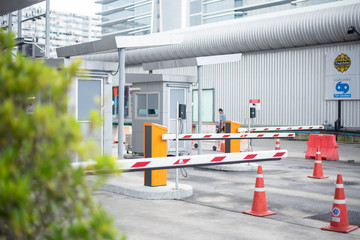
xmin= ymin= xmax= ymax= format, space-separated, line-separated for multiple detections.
xmin=144 ymin=122 xmax=168 ymax=186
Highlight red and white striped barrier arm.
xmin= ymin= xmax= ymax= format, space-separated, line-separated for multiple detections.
xmin=162 ymin=133 xmax=295 ymax=140
xmin=72 ymin=150 xmax=288 ymax=172
xmin=238 ymin=125 xmax=324 ymax=132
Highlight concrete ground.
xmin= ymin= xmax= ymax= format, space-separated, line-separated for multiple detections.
xmin=94 ymin=139 xmax=360 ymax=240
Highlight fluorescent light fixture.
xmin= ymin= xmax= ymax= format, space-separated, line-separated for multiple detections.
xmin=291 ymin=0 xmax=308 ymax=5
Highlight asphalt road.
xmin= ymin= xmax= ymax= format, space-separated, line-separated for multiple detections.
xmin=94 ymin=140 xmax=360 ymax=240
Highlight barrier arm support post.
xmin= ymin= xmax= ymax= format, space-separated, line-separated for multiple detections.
xmin=224 ymin=121 xmax=241 ymax=153
xmin=144 ymin=123 xmax=168 ymax=187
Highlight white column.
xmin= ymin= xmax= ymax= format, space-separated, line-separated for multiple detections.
xmin=45 ymin=0 xmax=50 ymax=58
xmin=17 ymin=10 xmax=22 ymax=38
xmin=118 ymin=48 xmax=126 ymax=158
xmin=197 ymin=65 xmax=203 ymax=155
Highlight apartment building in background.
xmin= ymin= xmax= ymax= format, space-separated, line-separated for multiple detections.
xmin=1 ymin=6 xmax=101 ymax=58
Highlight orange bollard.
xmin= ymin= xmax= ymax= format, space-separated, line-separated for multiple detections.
xmin=321 ymin=174 xmax=358 ymax=233
xmin=243 ymin=165 xmax=276 ymax=217
xmin=308 ymin=147 xmax=328 ymax=179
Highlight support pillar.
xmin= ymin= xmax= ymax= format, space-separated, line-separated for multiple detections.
xmin=197 ymin=65 xmax=203 ymax=155
xmin=118 ymin=48 xmax=125 ymax=158
xmin=45 ymin=0 xmax=50 ymax=58
xmin=144 ymin=122 xmax=167 ymax=186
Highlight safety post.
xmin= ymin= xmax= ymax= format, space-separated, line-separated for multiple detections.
xmin=144 ymin=122 xmax=167 ymax=187
xmin=224 ymin=121 xmax=241 ymax=153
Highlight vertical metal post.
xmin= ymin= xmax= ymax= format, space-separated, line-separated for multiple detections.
xmin=175 ymin=101 xmax=179 ymax=190
xmin=118 ymin=48 xmax=125 ymax=159
xmin=248 ymin=103 xmax=251 ymax=152
xmin=197 ymin=65 xmax=202 ymax=155
xmin=338 ymin=100 xmax=341 ymax=125
xmin=45 ymin=0 xmax=50 ymax=58
xmin=17 ymin=10 xmax=22 ymax=38
xmin=8 ymin=13 xmax=12 ymax=32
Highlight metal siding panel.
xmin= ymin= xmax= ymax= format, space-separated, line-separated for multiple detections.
xmin=123 ymin=2 xmax=360 ymax=65
xmin=126 ymin=43 xmax=360 ymax=127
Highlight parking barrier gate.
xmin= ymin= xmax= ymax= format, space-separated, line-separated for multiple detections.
xmin=238 ymin=125 xmax=324 ymax=132
xmin=72 ymin=150 xmax=288 ymax=172
xmin=162 ymin=132 xmax=295 ymax=140
xmin=73 ymin=123 xmax=291 ymax=187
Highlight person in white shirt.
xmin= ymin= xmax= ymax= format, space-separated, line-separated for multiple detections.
xmin=218 ymin=108 xmax=226 ymax=133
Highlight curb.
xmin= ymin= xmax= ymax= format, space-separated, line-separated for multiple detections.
xmin=88 ymin=174 xmax=193 ymax=200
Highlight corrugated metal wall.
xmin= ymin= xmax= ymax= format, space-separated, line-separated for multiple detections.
xmin=127 ymin=42 xmax=360 ymax=127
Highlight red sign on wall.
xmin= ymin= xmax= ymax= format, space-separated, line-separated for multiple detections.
xmin=249 ymin=99 xmax=261 ymax=110
xmin=249 ymin=99 xmax=260 ymax=104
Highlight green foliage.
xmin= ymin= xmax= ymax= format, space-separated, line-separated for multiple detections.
xmin=0 ymin=30 xmax=123 ymax=239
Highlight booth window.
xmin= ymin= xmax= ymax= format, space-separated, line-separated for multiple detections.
xmin=78 ymin=80 xmax=101 ymax=121
xmin=136 ymin=93 xmax=159 ymax=118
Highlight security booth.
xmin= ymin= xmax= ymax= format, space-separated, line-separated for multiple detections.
xmin=127 ymin=73 xmax=196 ymax=155
xmin=46 ymin=58 xmax=117 ymax=158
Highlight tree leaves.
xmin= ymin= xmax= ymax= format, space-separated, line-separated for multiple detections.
xmin=0 ymin=30 xmax=123 ymax=239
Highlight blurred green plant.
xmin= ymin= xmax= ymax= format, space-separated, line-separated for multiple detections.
xmin=0 ymin=30 xmax=124 ymax=240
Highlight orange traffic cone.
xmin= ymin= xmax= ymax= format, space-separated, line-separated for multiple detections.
xmin=113 ymin=126 xmax=118 ymax=143
xmin=321 ymin=174 xmax=358 ymax=233
xmin=220 ymin=142 xmax=225 ymax=152
xmin=308 ymin=147 xmax=328 ymax=179
xmin=243 ymin=165 xmax=276 ymax=217
xmin=275 ymin=139 xmax=280 ymax=150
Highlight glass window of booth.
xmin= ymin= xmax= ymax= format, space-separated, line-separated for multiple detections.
xmin=135 ymin=92 xmax=159 ymax=118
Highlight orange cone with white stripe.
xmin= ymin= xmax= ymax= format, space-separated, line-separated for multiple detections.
xmin=321 ymin=174 xmax=358 ymax=233
xmin=243 ymin=165 xmax=276 ymax=217
xmin=308 ymin=146 xmax=328 ymax=179
xmin=275 ymin=139 xmax=280 ymax=150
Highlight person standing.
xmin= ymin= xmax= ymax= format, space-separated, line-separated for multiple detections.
xmin=218 ymin=108 xmax=226 ymax=133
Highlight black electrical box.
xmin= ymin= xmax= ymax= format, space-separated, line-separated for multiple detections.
xmin=179 ymin=104 xmax=186 ymax=119
xmin=334 ymin=119 xmax=341 ymax=131
xmin=250 ymin=107 xmax=256 ymax=118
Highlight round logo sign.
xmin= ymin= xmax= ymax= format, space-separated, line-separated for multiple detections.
xmin=332 ymin=207 xmax=341 ymax=217
xmin=334 ymin=53 xmax=351 ymax=73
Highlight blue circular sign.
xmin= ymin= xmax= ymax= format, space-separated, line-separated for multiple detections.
xmin=332 ymin=207 xmax=340 ymax=217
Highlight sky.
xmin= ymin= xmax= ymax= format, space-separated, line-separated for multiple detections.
xmin=44 ymin=0 xmax=101 ymax=16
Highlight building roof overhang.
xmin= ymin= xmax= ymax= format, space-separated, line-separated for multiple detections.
xmin=0 ymin=0 xmax=44 ymax=15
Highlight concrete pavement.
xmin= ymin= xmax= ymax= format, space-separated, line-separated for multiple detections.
xmin=93 ymin=139 xmax=360 ymax=239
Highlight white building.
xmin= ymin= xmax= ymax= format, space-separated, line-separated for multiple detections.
xmin=75 ymin=0 xmax=360 ymax=129
xmin=96 ymin=0 xmax=340 ymax=37
xmin=1 ymin=6 xmax=101 ymax=58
